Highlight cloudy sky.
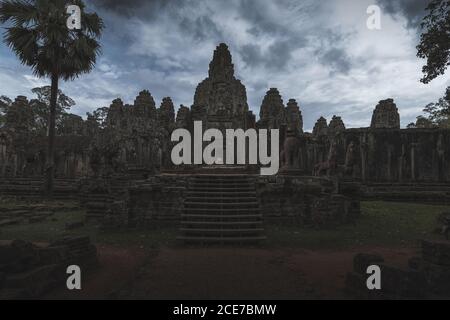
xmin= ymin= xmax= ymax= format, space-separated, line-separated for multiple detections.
xmin=0 ymin=0 xmax=449 ymax=131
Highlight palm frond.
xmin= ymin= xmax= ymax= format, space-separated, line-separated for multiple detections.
xmin=0 ymin=0 xmax=37 ymax=25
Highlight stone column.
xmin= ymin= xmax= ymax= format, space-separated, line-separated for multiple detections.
xmin=398 ymin=144 xmax=406 ymax=182
xmin=387 ymin=145 xmax=392 ymax=181
xmin=410 ymin=142 xmax=418 ymax=181
xmin=360 ymin=134 xmax=367 ymax=182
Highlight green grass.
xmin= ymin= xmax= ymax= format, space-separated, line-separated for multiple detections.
xmin=266 ymin=201 xmax=449 ymax=249
xmin=0 ymin=198 xmax=177 ymax=248
xmin=1 ymin=200 xmax=448 ymax=250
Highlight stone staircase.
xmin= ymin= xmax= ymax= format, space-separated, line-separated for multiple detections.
xmin=178 ymin=174 xmax=266 ymax=244
xmin=0 ymin=178 xmax=80 ymax=199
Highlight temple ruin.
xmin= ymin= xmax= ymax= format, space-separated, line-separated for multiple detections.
xmin=1 ymin=43 xmax=449 ymax=241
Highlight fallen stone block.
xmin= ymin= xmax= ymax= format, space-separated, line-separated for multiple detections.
xmin=65 ymin=221 xmax=85 ymax=230
xmin=345 ymin=271 xmax=383 ymax=299
xmin=422 ymin=240 xmax=450 ymax=266
xmin=4 ymin=264 xmax=62 ymax=297
xmin=408 ymin=256 xmax=423 ymax=270
xmin=0 ymin=218 xmax=22 ymax=227
xmin=421 ymin=260 xmax=450 ymax=295
xmin=379 ymin=264 xmax=427 ymax=299
xmin=28 ymin=216 xmax=47 ymax=223
xmin=38 ymin=246 xmax=70 ymax=265
xmin=0 ymin=240 xmax=40 ymax=273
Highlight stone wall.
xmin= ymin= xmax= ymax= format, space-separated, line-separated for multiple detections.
xmin=257 ymin=176 xmax=361 ymax=226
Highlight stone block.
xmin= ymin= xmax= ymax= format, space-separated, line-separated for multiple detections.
xmin=379 ymin=264 xmax=427 ymax=299
xmin=422 ymin=240 xmax=450 ymax=266
xmin=38 ymin=246 xmax=70 ymax=265
xmin=65 ymin=221 xmax=85 ymax=230
xmin=421 ymin=260 xmax=450 ymax=295
xmin=353 ymin=253 xmax=384 ymax=275
xmin=4 ymin=264 xmax=62 ymax=297
xmin=345 ymin=272 xmax=382 ymax=299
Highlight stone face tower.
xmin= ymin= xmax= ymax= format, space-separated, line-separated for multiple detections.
xmin=285 ymin=99 xmax=303 ymax=135
xmin=370 ymin=98 xmax=400 ymax=129
xmin=192 ymin=43 xmax=252 ymax=129
xmin=259 ymin=88 xmax=285 ymax=130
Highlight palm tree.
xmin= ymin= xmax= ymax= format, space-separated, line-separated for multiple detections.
xmin=0 ymin=0 xmax=103 ymax=197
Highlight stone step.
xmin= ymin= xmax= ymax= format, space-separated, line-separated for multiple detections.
xmin=181 ymin=221 xmax=263 ymax=226
xmin=185 ymin=196 xmax=258 ymax=203
xmin=184 ymin=207 xmax=259 ymax=213
xmin=184 ymin=202 xmax=259 ymax=209
xmin=176 ymin=236 xmax=267 ymax=243
xmin=186 ymin=190 xmax=257 ymax=196
xmin=179 ymin=173 xmax=264 ymax=244
xmin=180 ymin=228 xmax=264 ymax=233
xmin=189 ymin=187 xmax=256 ymax=192
xmin=181 ymin=214 xmax=263 ymax=219
xmin=191 ymin=178 xmax=255 ymax=183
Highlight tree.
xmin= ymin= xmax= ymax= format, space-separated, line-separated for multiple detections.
xmin=0 ymin=0 xmax=103 ymax=196
xmin=0 ymin=95 xmax=12 ymax=127
xmin=30 ymin=86 xmax=75 ymax=133
xmin=86 ymin=106 xmax=108 ymax=129
xmin=422 ymin=86 xmax=450 ymax=128
xmin=417 ymin=0 xmax=450 ymax=84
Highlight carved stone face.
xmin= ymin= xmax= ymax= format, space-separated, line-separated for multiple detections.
xmin=210 ymin=82 xmax=232 ymax=115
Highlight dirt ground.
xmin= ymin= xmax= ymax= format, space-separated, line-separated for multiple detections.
xmin=45 ymin=244 xmax=417 ymax=300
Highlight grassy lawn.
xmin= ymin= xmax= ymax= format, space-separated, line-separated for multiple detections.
xmin=1 ymin=199 xmax=448 ymax=250
xmin=0 ymin=198 xmax=177 ymax=248
xmin=266 ymin=201 xmax=449 ymax=249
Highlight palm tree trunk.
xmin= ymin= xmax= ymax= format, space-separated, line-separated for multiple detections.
xmin=46 ymin=72 xmax=58 ymax=198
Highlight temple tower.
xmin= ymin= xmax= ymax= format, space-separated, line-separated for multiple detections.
xmin=192 ymin=43 xmax=253 ymax=130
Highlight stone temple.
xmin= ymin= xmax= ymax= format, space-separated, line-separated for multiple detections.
xmin=0 ymin=43 xmax=449 ymax=242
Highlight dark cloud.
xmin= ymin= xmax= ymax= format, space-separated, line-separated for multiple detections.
xmin=239 ymin=0 xmax=287 ymax=35
xmin=376 ymin=0 xmax=428 ymax=30
xmin=179 ymin=15 xmax=223 ymax=42
xmin=89 ymin=0 xmax=185 ymax=18
xmin=319 ymin=48 xmax=352 ymax=74
xmin=314 ymin=30 xmax=354 ymax=75
xmin=239 ymin=41 xmax=295 ymax=71
xmin=1 ymin=0 xmax=446 ymax=132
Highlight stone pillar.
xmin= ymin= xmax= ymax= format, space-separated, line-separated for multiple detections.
xmin=411 ymin=143 xmax=418 ymax=181
xmin=387 ymin=145 xmax=392 ymax=181
xmin=360 ymin=134 xmax=367 ymax=182
xmin=398 ymin=144 xmax=406 ymax=182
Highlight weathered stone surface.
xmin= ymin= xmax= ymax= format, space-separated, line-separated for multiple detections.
xmin=312 ymin=117 xmax=328 ymax=137
xmin=0 ymin=237 xmax=98 ymax=298
xmin=65 ymin=220 xmax=85 ymax=230
xmin=38 ymin=246 xmax=70 ymax=265
xmin=4 ymin=264 xmax=61 ymax=297
xmin=345 ymin=271 xmax=382 ymax=299
xmin=421 ymin=259 xmax=450 ymax=295
xmin=192 ymin=43 xmax=251 ymax=129
xmin=285 ymin=99 xmax=303 ymax=135
xmin=159 ymin=97 xmax=175 ymax=128
xmin=328 ymin=115 xmax=345 ymax=136
xmin=370 ymin=98 xmax=400 ymax=129
xmin=422 ymin=239 xmax=450 ymax=266
xmin=176 ymin=105 xmax=191 ymax=129
xmin=353 ymin=253 xmax=384 ymax=275
xmin=259 ymin=88 xmax=285 ymax=130
xmin=379 ymin=264 xmax=427 ymax=298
